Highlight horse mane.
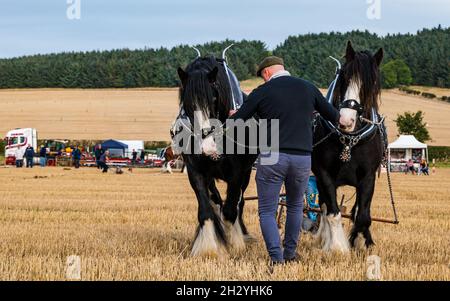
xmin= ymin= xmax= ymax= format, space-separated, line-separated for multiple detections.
xmin=333 ymin=50 xmax=381 ymax=118
xmin=179 ymin=56 xmax=232 ymax=122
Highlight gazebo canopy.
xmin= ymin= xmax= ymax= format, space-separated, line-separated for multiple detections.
xmin=388 ymin=135 xmax=427 ymax=149
xmin=101 ymin=139 xmax=128 ymax=150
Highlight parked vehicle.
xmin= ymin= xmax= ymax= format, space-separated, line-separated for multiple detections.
xmin=4 ymin=128 xmax=37 ymax=165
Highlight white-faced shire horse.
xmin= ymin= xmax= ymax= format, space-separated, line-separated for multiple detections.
xmin=174 ymin=55 xmax=257 ymax=256
xmin=312 ymin=41 xmax=387 ymax=252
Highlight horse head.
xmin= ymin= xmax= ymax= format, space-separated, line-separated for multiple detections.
xmin=334 ymin=41 xmax=383 ymax=132
xmin=177 ymin=54 xmax=232 ymax=157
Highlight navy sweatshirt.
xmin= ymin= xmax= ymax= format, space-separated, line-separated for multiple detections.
xmin=230 ymin=75 xmax=339 ymax=155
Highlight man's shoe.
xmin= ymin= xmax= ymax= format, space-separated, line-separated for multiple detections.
xmin=267 ymin=259 xmax=285 ymax=274
xmin=285 ymin=252 xmax=301 ymax=263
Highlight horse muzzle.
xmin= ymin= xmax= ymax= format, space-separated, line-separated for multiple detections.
xmin=339 ymin=108 xmax=357 ymax=133
xmin=201 ymin=136 xmax=220 ymax=159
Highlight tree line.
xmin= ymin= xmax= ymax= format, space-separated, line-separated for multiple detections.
xmin=274 ymin=26 xmax=448 ymax=88
xmin=0 ymin=26 xmax=448 ymax=89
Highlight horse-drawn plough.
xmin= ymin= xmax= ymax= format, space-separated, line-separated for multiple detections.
xmin=244 ymin=191 xmax=399 ymax=228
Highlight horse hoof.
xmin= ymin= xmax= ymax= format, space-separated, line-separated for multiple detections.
xmin=244 ymin=234 xmax=257 ymax=244
xmin=224 ymin=220 xmax=246 ymax=252
xmin=191 ymin=219 xmax=227 ymax=257
xmin=353 ymin=233 xmax=366 ymax=251
xmin=322 ymin=213 xmax=350 ymax=253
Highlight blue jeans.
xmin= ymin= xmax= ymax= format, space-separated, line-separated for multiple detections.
xmin=256 ymin=152 xmax=311 ymax=262
xmin=40 ymin=157 xmax=46 ymax=167
xmin=16 ymin=159 xmax=23 ymax=168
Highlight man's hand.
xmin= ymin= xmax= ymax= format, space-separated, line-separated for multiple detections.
xmin=228 ymin=109 xmax=237 ymax=117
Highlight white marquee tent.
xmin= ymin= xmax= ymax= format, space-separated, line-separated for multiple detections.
xmin=388 ymin=135 xmax=428 ymax=172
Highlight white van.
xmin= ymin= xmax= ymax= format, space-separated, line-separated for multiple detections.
xmin=4 ymin=128 xmax=38 ymax=165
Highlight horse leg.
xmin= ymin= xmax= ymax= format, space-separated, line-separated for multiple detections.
xmin=314 ymin=173 xmax=349 ymax=252
xmin=187 ymin=169 xmax=227 ymax=257
xmin=349 ymin=174 xmax=375 ymax=249
xmin=238 ymin=169 xmax=256 ymax=243
xmin=222 ymin=179 xmax=246 ymax=252
xmin=208 ymin=180 xmax=223 ymax=217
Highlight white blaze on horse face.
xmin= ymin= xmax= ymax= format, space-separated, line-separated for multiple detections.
xmin=194 ymin=110 xmax=217 ymax=156
xmin=340 ymin=77 xmax=361 ymax=132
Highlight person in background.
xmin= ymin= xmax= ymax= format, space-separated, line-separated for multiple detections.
xmin=15 ymin=146 xmax=24 ymax=168
xmin=98 ymin=150 xmax=109 ymax=173
xmin=39 ymin=145 xmax=47 ymax=167
xmin=94 ymin=144 xmax=104 ymax=169
xmin=140 ymin=149 xmax=145 ymax=164
xmin=405 ymin=159 xmax=416 ymax=175
xmin=72 ymin=145 xmax=82 ymax=169
xmin=24 ymin=144 xmax=35 ymax=168
xmin=420 ymin=158 xmax=429 ymax=175
xmin=132 ymin=149 xmax=138 ymax=166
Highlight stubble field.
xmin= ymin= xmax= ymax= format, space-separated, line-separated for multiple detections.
xmin=0 ymin=166 xmax=448 ymax=280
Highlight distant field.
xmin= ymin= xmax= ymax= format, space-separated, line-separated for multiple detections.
xmin=410 ymin=86 xmax=450 ymax=98
xmin=0 ymin=88 xmax=179 ymax=141
xmin=0 ymin=84 xmax=449 ymax=145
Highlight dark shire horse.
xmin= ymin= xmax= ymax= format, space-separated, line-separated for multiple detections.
xmin=174 ymin=54 xmax=257 ymax=257
xmin=312 ymin=41 xmax=386 ymax=252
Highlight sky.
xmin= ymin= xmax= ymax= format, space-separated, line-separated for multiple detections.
xmin=0 ymin=0 xmax=448 ymax=58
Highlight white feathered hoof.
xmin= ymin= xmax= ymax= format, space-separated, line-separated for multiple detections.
xmin=324 ymin=213 xmax=350 ymax=253
xmin=191 ymin=219 xmax=226 ymax=257
xmin=224 ymin=220 xmax=246 ymax=252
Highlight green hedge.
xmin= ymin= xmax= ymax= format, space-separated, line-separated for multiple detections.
xmin=428 ymin=146 xmax=450 ymax=162
xmin=144 ymin=141 xmax=170 ymax=150
xmin=440 ymin=96 xmax=450 ymax=103
xmin=399 ymin=86 xmax=421 ymax=95
xmin=0 ymin=139 xmax=5 ymax=156
xmin=421 ymin=92 xmax=437 ymax=99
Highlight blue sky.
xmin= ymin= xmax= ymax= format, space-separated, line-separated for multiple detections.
xmin=0 ymin=0 xmax=448 ymax=58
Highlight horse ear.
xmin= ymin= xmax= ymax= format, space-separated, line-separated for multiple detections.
xmin=177 ymin=67 xmax=188 ymax=85
xmin=345 ymin=41 xmax=355 ymax=61
xmin=208 ymin=67 xmax=219 ymax=83
xmin=373 ymin=48 xmax=384 ymax=66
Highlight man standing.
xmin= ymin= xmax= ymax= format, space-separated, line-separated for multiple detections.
xmin=98 ymin=150 xmax=109 ymax=173
xmin=15 ymin=146 xmax=24 ymax=168
xmin=131 ymin=149 xmax=138 ymax=166
xmin=140 ymin=149 xmax=145 ymax=164
xmin=39 ymin=145 xmax=47 ymax=167
xmin=72 ymin=145 xmax=81 ymax=169
xmin=24 ymin=144 xmax=35 ymax=168
xmin=230 ymin=56 xmax=345 ymax=265
xmin=94 ymin=144 xmax=104 ymax=169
